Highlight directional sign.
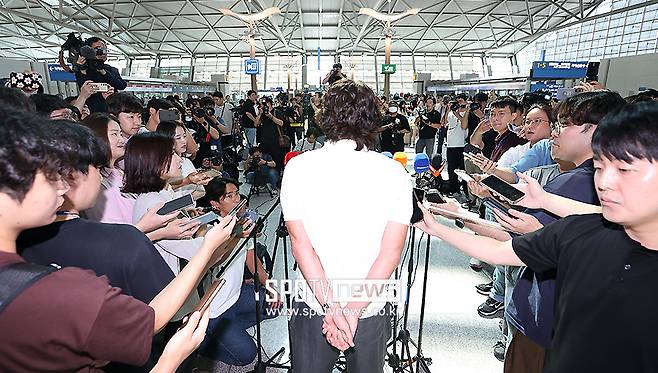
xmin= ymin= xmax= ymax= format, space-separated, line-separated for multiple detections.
xmin=530 ymin=61 xmax=588 ymax=80
xmin=47 ymin=64 xmax=76 ymax=82
xmin=245 ymin=59 xmax=260 ymax=75
xmin=381 ymin=64 xmax=397 ymax=74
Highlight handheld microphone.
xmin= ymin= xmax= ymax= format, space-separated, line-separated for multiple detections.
xmin=413 ymin=153 xmax=430 ymax=174
xmin=393 ymin=152 xmax=407 ymax=169
xmin=429 ymin=154 xmax=445 ymax=177
xmin=284 ymin=151 xmax=301 ymax=166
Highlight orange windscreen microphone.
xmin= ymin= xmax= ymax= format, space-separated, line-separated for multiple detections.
xmin=393 ymin=152 xmax=408 ymax=169
xmin=429 ymin=154 xmax=445 ymax=177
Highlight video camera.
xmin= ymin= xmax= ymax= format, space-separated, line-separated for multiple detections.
xmin=450 ymin=101 xmax=467 ymax=112
xmin=60 ymin=33 xmax=104 ymax=71
xmin=193 ymin=106 xmax=215 ymax=118
xmin=207 ymin=145 xmax=223 ymax=167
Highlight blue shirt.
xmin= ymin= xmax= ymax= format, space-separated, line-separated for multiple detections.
xmin=506 ymin=159 xmax=600 ymax=347
xmin=510 ymin=139 xmax=555 ymax=181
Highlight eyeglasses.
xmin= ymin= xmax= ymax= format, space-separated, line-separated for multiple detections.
xmin=524 ymin=118 xmax=549 ymax=127
xmin=222 ymin=190 xmax=240 ymax=200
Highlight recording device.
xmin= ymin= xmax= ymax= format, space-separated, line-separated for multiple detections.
xmin=463 ymin=143 xmax=482 ymax=155
xmin=159 ymin=109 xmax=179 ymax=122
xmin=450 ymin=101 xmax=460 ymax=112
xmin=469 ymin=102 xmax=481 ymax=111
xmin=261 ymin=100 xmax=270 ymax=115
xmin=454 ymin=169 xmax=475 ymax=183
xmin=197 ymin=168 xmax=222 ymax=179
xmin=480 ymin=175 xmax=525 ymax=204
xmin=78 ymin=45 xmax=105 ymax=71
xmin=89 ymin=82 xmax=110 ymax=92
xmin=157 ymin=193 xmax=194 ymax=215
xmin=193 ymin=106 xmax=215 ymax=118
xmin=411 ymin=188 xmax=424 ymax=224
xmin=183 ymin=278 xmax=226 ymax=326
xmin=185 ymin=211 xmax=220 ymax=226
xmin=228 ymin=198 xmax=248 ymax=219
xmin=415 ymin=154 xmax=446 ymax=192
xmin=207 ymin=145 xmax=222 ymax=167
xmin=482 ymin=197 xmax=516 ymax=219
xmin=426 ymin=190 xmax=446 ymax=204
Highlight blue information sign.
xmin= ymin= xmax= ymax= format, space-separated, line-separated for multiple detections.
xmin=530 ymin=81 xmax=565 ymax=97
xmin=244 ymin=59 xmax=260 ymax=75
xmin=531 ymin=61 xmax=588 ymax=80
xmin=47 ymin=63 xmax=76 ymax=82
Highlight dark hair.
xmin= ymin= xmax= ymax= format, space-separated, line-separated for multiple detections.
xmin=474 ymin=92 xmax=488 ymax=103
xmin=200 ymin=96 xmax=214 ymax=108
xmin=625 ymin=94 xmax=654 ymax=104
xmin=205 ymin=177 xmax=239 ymax=202
xmin=556 ymin=91 xmax=626 ymax=126
xmin=30 ymin=94 xmax=69 ymax=115
xmin=527 ymin=103 xmax=556 ymax=124
xmin=490 ymin=96 xmax=521 ymax=114
xmin=249 ymin=146 xmax=263 ymax=156
xmin=638 ymin=88 xmax=658 ymax=99
xmin=333 ymin=63 xmax=342 ymax=69
xmin=147 ymin=98 xmax=174 ymax=112
xmin=305 ymin=127 xmax=318 ymax=138
xmin=106 ymin=92 xmax=143 ymax=115
xmin=84 ymin=36 xmax=105 ymax=46
xmin=156 ymin=120 xmax=185 ymax=139
xmin=47 ymin=120 xmax=109 ymax=176
xmin=521 ymin=92 xmax=551 ymax=111
xmin=425 ymin=96 xmax=435 ymax=105
xmin=122 ymin=132 xmax=174 ymax=194
xmin=82 ymin=112 xmax=120 ymax=164
xmin=322 ymin=80 xmax=381 ymax=150
xmin=455 ymin=93 xmax=469 ymax=101
xmin=0 ymin=87 xmax=35 ymax=114
xmin=247 ymin=90 xmax=256 ymax=96
xmin=592 ymin=102 xmax=658 ymax=163
xmin=185 ymin=97 xmax=200 ymax=108
xmin=212 ymin=91 xmax=224 ymax=99
xmin=0 ymin=113 xmax=67 ymax=202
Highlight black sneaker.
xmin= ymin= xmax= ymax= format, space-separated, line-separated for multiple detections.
xmin=475 ymin=281 xmax=493 ymax=296
xmin=477 ymin=297 xmax=504 ymax=318
xmin=493 ymin=341 xmax=505 ymax=361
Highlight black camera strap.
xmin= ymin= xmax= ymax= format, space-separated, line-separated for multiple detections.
xmin=0 ymin=262 xmax=60 ymax=316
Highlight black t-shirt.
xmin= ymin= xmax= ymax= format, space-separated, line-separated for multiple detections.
xmin=512 ymin=214 xmax=658 ymax=373
xmin=241 ymin=100 xmax=257 ymax=128
xmin=418 ymin=110 xmax=442 ymax=139
xmin=467 ymin=111 xmax=482 ymax=139
xmin=380 ymin=114 xmax=410 ymax=152
xmin=481 ymin=130 xmax=497 ymax=158
xmin=18 ymin=219 xmax=175 ymax=303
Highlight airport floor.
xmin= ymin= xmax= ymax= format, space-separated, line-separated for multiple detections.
xmin=209 ymin=148 xmax=503 ymax=373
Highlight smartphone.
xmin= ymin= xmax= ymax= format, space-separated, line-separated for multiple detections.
xmin=227 ymin=199 xmax=248 ymax=219
xmin=197 ymin=169 xmax=221 ymax=179
xmin=413 ymin=187 xmax=425 ymax=202
xmin=89 ymin=82 xmax=110 ymax=92
xmin=411 ymin=189 xmax=424 ymax=224
xmin=159 ymin=109 xmax=179 ymax=122
xmin=157 ymin=194 xmax=194 ymax=215
xmin=464 ymin=143 xmax=482 ymax=155
xmin=454 ymin=169 xmax=475 ymax=183
xmin=483 ymin=108 xmax=491 ymax=121
xmin=482 ymin=197 xmax=515 ymax=218
xmin=185 ymin=211 xmax=219 ymax=226
xmin=186 ymin=278 xmax=226 ymax=323
xmin=556 ymin=88 xmax=577 ymax=101
xmin=480 ymin=175 xmax=525 ymax=204
xmin=463 ymin=152 xmax=480 ymax=162
xmin=426 ymin=189 xmax=446 ymax=204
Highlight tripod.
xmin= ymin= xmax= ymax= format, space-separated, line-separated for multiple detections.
xmin=247 ymin=198 xmax=291 ymax=373
xmin=386 ymin=227 xmax=433 ymax=373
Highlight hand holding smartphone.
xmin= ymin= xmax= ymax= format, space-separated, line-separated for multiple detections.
xmin=479 ymin=175 xmax=525 ymax=204
xmin=157 ymin=194 xmax=194 ymax=215
xmin=182 ymin=278 xmax=226 ymax=327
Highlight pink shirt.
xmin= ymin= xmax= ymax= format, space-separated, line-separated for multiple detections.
xmin=84 ymin=168 xmax=136 ymax=225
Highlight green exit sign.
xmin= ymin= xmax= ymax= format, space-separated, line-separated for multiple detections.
xmin=381 ymin=64 xmax=396 ymax=74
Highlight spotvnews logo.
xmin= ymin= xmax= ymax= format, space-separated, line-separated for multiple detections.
xmin=264 ymin=279 xmax=405 ymax=304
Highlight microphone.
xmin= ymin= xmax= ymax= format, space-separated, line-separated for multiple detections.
xmin=393 ymin=152 xmax=407 ymax=169
xmin=413 ymin=153 xmax=430 ymax=174
xmin=429 ymin=154 xmax=445 ymax=177
xmin=381 ymin=151 xmax=393 ymax=159
xmin=79 ymin=45 xmax=96 ymax=60
xmin=284 ymin=151 xmax=301 ymax=166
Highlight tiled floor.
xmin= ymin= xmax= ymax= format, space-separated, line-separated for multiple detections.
xmin=209 ymin=149 xmax=503 ymax=373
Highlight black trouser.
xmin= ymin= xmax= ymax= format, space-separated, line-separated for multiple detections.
xmin=289 ymin=302 xmax=392 ymax=373
xmin=447 ymin=146 xmax=467 ymax=194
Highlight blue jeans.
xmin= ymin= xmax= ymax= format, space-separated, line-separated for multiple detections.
xmin=198 ymin=283 xmax=278 ymax=365
xmin=244 ymin=128 xmax=257 ymax=149
xmin=246 ymin=167 xmax=279 ymax=189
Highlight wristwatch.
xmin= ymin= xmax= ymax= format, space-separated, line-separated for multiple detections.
xmin=455 ymin=218 xmax=465 ymax=229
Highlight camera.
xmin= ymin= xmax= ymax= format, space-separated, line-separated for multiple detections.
xmin=469 ymin=102 xmax=481 ymax=111
xmin=193 ymin=107 xmax=214 ymax=118
xmin=249 ymin=155 xmax=262 ymax=170
xmin=61 ymin=33 xmax=105 ymax=71
xmin=450 ymin=101 xmax=461 ymax=112
xmin=261 ymin=100 xmax=270 ymax=115
xmin=207 ymin=145 xmax=222 ymax=167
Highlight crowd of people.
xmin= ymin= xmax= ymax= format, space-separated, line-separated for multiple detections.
xmin=3 ymin=34 xmax=658 ymax=373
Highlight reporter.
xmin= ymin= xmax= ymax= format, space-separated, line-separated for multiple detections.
xmin=0 ymin=113 xmax=233 ymax=372
xmin=417 ymin=102 xmax=658 ymax=373
xmin=75 ymin=37 xmax=127 ymax=113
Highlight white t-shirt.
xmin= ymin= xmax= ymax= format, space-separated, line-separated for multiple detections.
xmin=446 ymin=111 xmax=468 ymax=148
xmin=497 ymin=141 xmax=531 ymax=168
xmin=281 ymin=139 xmax=413 ymax=317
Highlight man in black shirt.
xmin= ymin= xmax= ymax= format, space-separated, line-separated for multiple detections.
xmin=241 ymin=90 xmax=260 ymax=150
xmin=379 ymin=102 xmax=410 ymax=153
xmin=414 ymin=102 xmax=658 ymax=373
xmin=322 ymin=63 xmax=347 ymax=85
xmin=415 ymin=96 xmax=443 ymax=158
xmin=74 ymin=37 xmax=127 ymax=113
